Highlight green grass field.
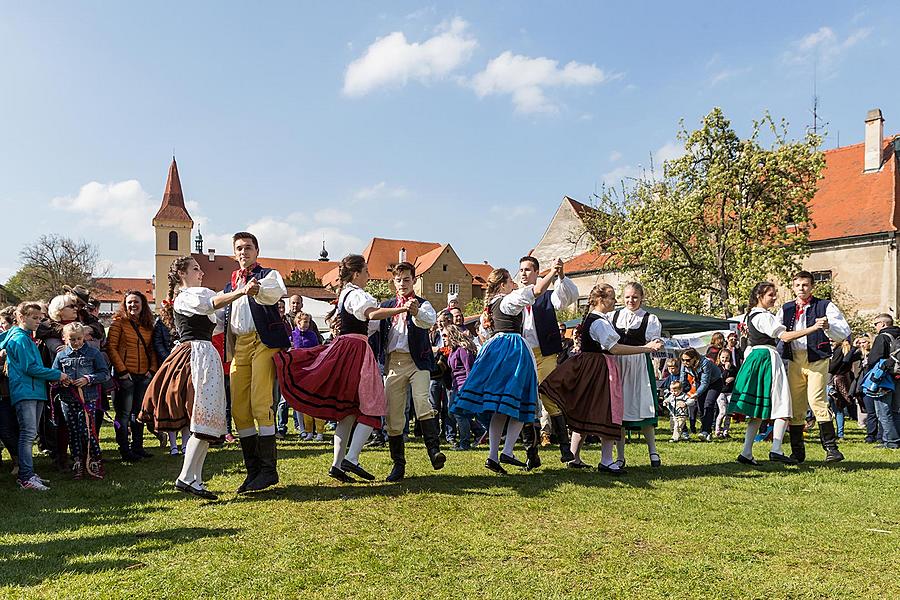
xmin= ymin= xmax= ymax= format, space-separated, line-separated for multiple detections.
xmin=2 ymin=423 xmax=899 ymax=599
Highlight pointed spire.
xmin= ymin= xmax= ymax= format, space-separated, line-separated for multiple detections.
xmin=318 ymin=239 xmax=329 ymax=262
xmin=153 ymin=156 xmax=193 ymax=223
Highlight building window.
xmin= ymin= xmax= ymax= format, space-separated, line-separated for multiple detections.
xmin=442 ymin=264 xmax=447 ymax=271
xmin=812 ymin=270 xmax=832 ymax=284
xmin=811 ymin=270 xmax=833 ymax=298
xmin=435 ymin=282 xmax=443 ymax=294
xmin=448 ymin=283 xmax=459 ymax=294
xmin=168 ymin=231 xmax=178 ymax=251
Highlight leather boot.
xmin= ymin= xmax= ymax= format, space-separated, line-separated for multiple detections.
xmin=788 ymin=425 xmax=806 ymax=464
xmin=818 ymin=421 xmax=844 ymax=463
xmin=386 ymin=435 xmax=406 ymax=482
xmin=130 ymin=421 xmax=151 ymax=458
xmin=550 ymin=414 xmax=575 ymax=463
xmin=236 ymin=435 xmax=260 ymax=493
xmin=245 ymin=435 xmax=279 ymax=491
xmin=420 ymin=418 xmax=446 ymax=470
xmin=524 ymin=424 xmax=542 ymax=471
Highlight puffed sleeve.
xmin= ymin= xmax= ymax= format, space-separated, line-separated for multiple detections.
xmin=174 ymin=287 xmax=217 ymax=316
xmin=753 ymin=310 xmax=787 ymax=338
xmin=254 ymin=270 xmax=288 ymax=306
xmin=645 ymin=313 xmax=662 ymax=342
xmin=413 ymin=301 xmax=437 ymax=329
xmin=824 ymin=302 xmax=851 ymax=342
xmin=589 ymin=317 xmax=621 ymax=350
xmin=345 ymin=288 xmax=379 ymax=321
xmin=550 ymin=276 xmax=579 ymax=310
xmin=499 ymin=286 xmax=536 ymax=316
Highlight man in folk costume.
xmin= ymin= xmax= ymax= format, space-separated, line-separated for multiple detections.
xmin=776 ymin=271 xmax=851 ymax=463
xmin=372 ymin=261 xmax=444 ymax=482
xmin=517 ymin=256 xmax=579 ymax=469
xmin=223 ymin=232 xmax=289 ymax=491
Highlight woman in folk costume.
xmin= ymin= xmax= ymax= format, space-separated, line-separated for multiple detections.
xmin=274 ymin=254 xmax=408 ymax=483
xmin=728 ymin=282 xmax=825 ymax=466
xmin=450 ymin=266 xmax=557 ymax=475
xmin=540 ymin=283 xmax=663 ymax=474
xmin=608 ymin=282 xmax=664 ymax=468
xmin=141 ymin=256 xmax=258 ymax=500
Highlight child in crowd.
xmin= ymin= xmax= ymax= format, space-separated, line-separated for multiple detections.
xmin=663 ymin=380 xmax=692 ymax=442
xmin=715 ymin=351 xmax=737 ymax=438
xmin=291 ymin=312 xmax=326 ymax=440
xmin=51 ymin=323 xmax=110 ymax=479
xmin=0 ymin=307 xmax=19 ymax=476
xmin=0 ymin=302 xmax=69 ymax=491
xmin=447 ymin=324 xmax=479 ymax=450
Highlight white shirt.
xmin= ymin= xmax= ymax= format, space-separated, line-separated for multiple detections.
xmin=229 ymin=269 xmax=288 ymax=336
xmin=387 ymin=298 xmax=437 ymax=354
xmin=175 ymin=287 xmax=217 ymax=322
xmin=608 ymin=307 xmax=662 ymax=342
xmin=499 ymin=285 xmax=536 ymax=316
xmin=588 ymin=311 xmax=621 ymax=350
xmin=747 ymin=307 xmax=786 ymax=342
xmin=521 ymin=276 xmax=579 ymax=349
xmin=775 ymin=300 xmax=850 ymax=355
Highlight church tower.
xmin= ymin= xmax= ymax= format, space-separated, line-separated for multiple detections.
xmin=152 ymin=157 xmax=194 ymax=304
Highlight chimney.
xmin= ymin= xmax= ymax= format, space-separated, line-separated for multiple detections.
xmin=864 ymin=108 xmax=884 ymax=172
xmin=399 ymin=247 xmax=407 ymax=263
xmin=208 ymin=248 xmax=216 ymax=262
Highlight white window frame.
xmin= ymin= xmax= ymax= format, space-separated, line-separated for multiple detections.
xmin=448 ymin=283 xmax=460 ymax=294
xmin=434 ymin=282 xmax=443 ymax=294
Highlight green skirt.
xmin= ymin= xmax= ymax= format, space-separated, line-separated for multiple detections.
xmin=728 ymin=348 xmax=774 ymax=420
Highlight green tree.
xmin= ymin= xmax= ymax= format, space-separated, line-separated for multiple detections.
xmin=464 ymin=296 xmax=484 ymax=316
xmin=365 ymin=279 xmax=394 ymax=302
xmin=5 ymin=235 xmax=106 ymax=301
xmin=583 ymin=108 xmax=825 ymax=318
xmin=285 ymin=269 xmax=322 ymax=287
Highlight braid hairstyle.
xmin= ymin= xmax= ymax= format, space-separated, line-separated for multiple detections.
xmin=580 ymin=283 xmax=616 ymax=332
xmin=160 ymin=256 xmax=194 ymax=332
xmin=482 ymin=268 xmax=510 ymax=331
xmin=338 ymin=254 xmax=367 ymax=295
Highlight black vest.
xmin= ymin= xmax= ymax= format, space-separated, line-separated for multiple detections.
xmin=491 ymin=297 xmax=523 ymax=335
xmin=532 ymin=290 xmax=564 ymax=356
xmin=612 ymin=309 xmax=650 ymax=347
xmin=223 ymin=265 xmax=290 ymax=350
xmin=175 ymin=311 xmax=215 ymax=343
xmin=579 ymin=313 xmax=609 ymax=354
xmin=375 ymin=296 xmax=436 ymax=372
xmin=746 ymin=311 xmax=777 ymax=347
xmin=778 ymin=297 xmax=831 ymax=362
xmin=339 ymin=289 xmax=369 ymax=336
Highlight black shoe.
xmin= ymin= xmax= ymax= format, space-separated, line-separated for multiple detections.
xmin=386 ymin=435 xmax=406 ymax=482
xmin=341 ymin=459 xmax=375 ymax=481
xmin=567 ymin=461 xmax=592 ymax=469
xmin=649 ymin=452 xmax=661 ymax=468
xmin=525 ymin=446 xmax=542 ymax=471
xmin=420 ymin=418 xmax=446 ymax=470
xmin=736 ymin=454 xmax=759 ymax=466
xmin=236 ymin=435 xmax=260 ymax=494
xmin=485 ymin=458 xmax=507 ymax=474
xmin=132 ymin=448 xmax=153 ymax=459
xmin=119 ymin=449 xmax=141 ymax=462
xmin=769 ymin=451 xmax=798 ymax=465
xmin=175 ymin=479 xmax=218 ymax=500
xmin=328 ymin=466 xmax=355 ymax=483
xmin=499 ymin=453 xmax=526 ymax=468
xmin=550 ymin=415 xmax=575 ymax=463
xmin=244 ymin=435 xmax=279 ymax=492
xmin=598 ymin=462 xmax=626 ymax=475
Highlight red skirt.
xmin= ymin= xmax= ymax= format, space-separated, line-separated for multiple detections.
xmin=273 ymin=333 xmax=385 ymax=429
xmin=539 ymin=352 xmax=623 ymax=440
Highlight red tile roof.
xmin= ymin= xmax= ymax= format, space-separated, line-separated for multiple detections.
xmin=414 ymin=244 xmax=448 ymax=273
xmin=93 ymin=277 xmax=156 ymax=303
xmin=809 ymin=137 xmax=899 ymax=241
xmin=363 ymin=237 xmax=442 ymax=278
xmin=153 ymin=158 xmax=193 ymax=223
xmin=189 ymin=253 xmax=337 ymax=294
xmin=563 ymin=249 xmax=614 ymax=275
xmin=464 ymin=262 xmax=494 ymax=288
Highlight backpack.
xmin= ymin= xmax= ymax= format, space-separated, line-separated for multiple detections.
xmin=880 ymin=333 xmax=900 ymax=376
xmin=861 ymin=358 xmax=894 ymax=397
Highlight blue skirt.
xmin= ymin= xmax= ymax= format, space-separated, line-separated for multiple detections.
xmin=450 ymin=333 xmax=538 ymax=423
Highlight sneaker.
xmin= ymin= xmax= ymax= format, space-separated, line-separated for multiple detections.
xmin=19 ymin=474 xmax=50 ymax=491
xmin=698 ymin=432 xmax=712 ymax=442
xmin=170 ymin=447 xmax=180 ymax=456
xmin=315 ymin=434 xmax=324 ymax=442
xmin=681 ymin=432 xmax=691 ymax=441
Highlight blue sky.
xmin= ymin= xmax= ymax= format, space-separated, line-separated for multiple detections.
xmin=1 ymin=1 xmax=897 ymax=282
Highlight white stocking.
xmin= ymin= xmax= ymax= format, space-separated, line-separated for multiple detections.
xmin=771 ymin=419 xmax=788 ymax=455
xmin=488 ymin=413 xmax=507 ymax=462
xmin=179 ymin=435 xmax=208 ymax=486
xmin=503 ymin=418 xmax=525 ymax=457
xmin=332 ymin=415 xmax=355 ymax=468
xmin=345 ymin=423 xmax=374 ymax=465
xmin=570 ymin=431 xmax=584 ymax=463
xmin=600 ymin=437 xmax=615 ymax=467
xmin=742 ymin=419 xmax=761 ymax=459
xmin=642 ymin=424 xmax=658 ymax=456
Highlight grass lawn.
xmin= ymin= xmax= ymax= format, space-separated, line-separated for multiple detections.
xmin=2 ymin=422 xmax=899 ymax=599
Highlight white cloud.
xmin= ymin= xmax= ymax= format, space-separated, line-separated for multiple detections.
xmin=50 ymin=180 xmax=157 ymax=242
xmin=313 ymin=208 xmax=353 ymax=225
xmin=708 ymin=67 xmax=750 ymax=87
xmin=489 ymin=204 xmax=536 ymax=220
xmin=609 ymin=150 xmax=623 ymax=163
xmin=655 ymin=140 xmax=684 ymax=163
xmin=601 ymin=164 xmax=641 ymax=186
xmin=782 ymin=26 xmax=871 ymax=73
xmin=343 ymin=17 xmax=477 ymax=96
xmin=353 ymin=181 xmax=410 ymax=202
xmin=240 ymin=216 xmax=363 ymax=260
xmin=471 ymin=51 xmax=615 ymax=114
xmin=601 ymin=141 xmax=683 ymax=185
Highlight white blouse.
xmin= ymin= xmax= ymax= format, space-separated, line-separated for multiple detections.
xmin=608 ymin=307 xmax=662 ymax=342
xmin=588 ymin=311 xmax=621 ymax=350
xmin=498 ymin=286 xmax=536 ymax=316
xmin=175 ymin=287 xmax=217 ymax=323
xmin=748 ymin=307 xmax=786 ymax=339
xmin=338 ymin=284 xmax=379 ymax=321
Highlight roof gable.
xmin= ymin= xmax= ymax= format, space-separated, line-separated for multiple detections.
xmin=363 ymin=237 xmax=442 ymax=279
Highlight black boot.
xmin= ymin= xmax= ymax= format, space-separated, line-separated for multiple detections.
xmin=550 ymin=415 xmax=575 ymax=463
xmin=788 ymin=425 xmax=806 ymax=464
xmin=386 ymin=435 xmax=406 ymax=482
xmin=130 ymin=421 xmax=152 ymax=458
xmin=116 ymin=421 xmax=140 ymax=462
xmin=819 ymin=421 xmax=844 ymax=463
xmin=523 ymin=424 xmax=542 ymax=471
xmin=236 ymin=435 xmax=260 ymax=493
xmin=420 ymin=418 xmax=446 ymax=470
xmin=245 ymin=435 xmax=279 ymax=491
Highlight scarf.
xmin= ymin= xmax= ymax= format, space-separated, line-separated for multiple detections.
xmin=393 ymin=292 xmax=415 ymax=325
xmin=230 ymin=263 xmax=259 ymax=290
xmin=794 ymin=297 xmax=810 ymax=325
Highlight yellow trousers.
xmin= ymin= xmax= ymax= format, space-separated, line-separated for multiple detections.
xmin=384 ymin=352 xmax=435 ymax=436
xmin=230 ymin=333 xmax=280 ymax=432
xmin=533 ymin=348 xmax=561 ymax=419
xmin=303 ymin=414 xmax=327 ymax=435
xmin=786 ymin=353 xmax=830 ymax=425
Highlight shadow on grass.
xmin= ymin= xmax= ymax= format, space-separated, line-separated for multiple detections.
xmin=0 ymin=526 xmax=240 ymax=587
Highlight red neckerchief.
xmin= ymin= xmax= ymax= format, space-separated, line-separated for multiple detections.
xmin=393 ymin=292 xmax=414 ymax=325
xmin=794 ymin=297 xmax=810 ymax=325
xmin=230 ymin=263 xmax=259 ymax=290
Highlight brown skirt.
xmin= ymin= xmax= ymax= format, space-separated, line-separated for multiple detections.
xmin=539 ymin=352 xmax=621 ymax=440
xmin=140 ymin=343 xmax=194 ymax=434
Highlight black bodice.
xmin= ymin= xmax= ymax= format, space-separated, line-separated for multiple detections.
xmin=579 ymin=313 xmax=610 ymax=354
xmin=612 ymin=309 xmax=650 ymax=346
xmin=490 ymin=297 xmax=524 ymax=335
xmin=175 ymin=311 xmax=215 ymax=343
xmin=746 ymin=311 xmax=777 ymax=347
xmin=339 ymin=291 xmax=369 ymax=335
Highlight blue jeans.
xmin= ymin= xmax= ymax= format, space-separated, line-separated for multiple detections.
xmin=15 ymin=400 xmax=45 ymax=482
xmin=0 ymin=396 xmax=19 ymax=456
xmin=862 ymin=394 xmax=881 ymax=442
xmin=828 ymin=394 xmax=846 ymax=438
xmin=872 ymin=392 xmax=900 ymax=448
xmin=114 ymin=374 xmax=151 ymax=451
xmin=275 ymin=397 xmax=302 ymax=434
xmin=429 ymin=381 xmax=456 ymax=443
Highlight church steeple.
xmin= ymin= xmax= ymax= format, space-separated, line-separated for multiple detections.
xmin=319 ymin=240 xmax=329 ymax=262
xmin=153 ymin=156 xmax=192 ymax=223
xmin=152 ymin=156 xmax=195 ymax=305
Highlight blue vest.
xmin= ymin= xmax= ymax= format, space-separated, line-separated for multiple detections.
xmin=532 ymin=291 xmax=563 ymax=357
xmin=374 ymin=296 xmax=436 ymax=372
xmin=778 ymin=297 xmax=831 ymax=363
xmin=223 ymin=265 xmax=290 ymax=351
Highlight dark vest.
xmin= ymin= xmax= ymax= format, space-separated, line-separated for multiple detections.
xmin=612 ymin=309 xmax=650 ymax=347
xmin=223 ymin=265 xmax=290 ymax=350
xmin=579 ymin=313 xmax=609 ymax=354
xmin=491 ymin=297 xmax=524 ymax=335
xmin=778 ymin=297 xmax=831 ymax=362
xmin=376 ymin=296 xmax=436 ymax=372
xmin=175 ymin=311 xmax=215 ymax=343
xmin=746 ymin=311 xmax=777 ymax=347
xmin=339 ymin=289 xmax=369 ymax=335
xmin=531 ymin=290 xmax=563 ymax=356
